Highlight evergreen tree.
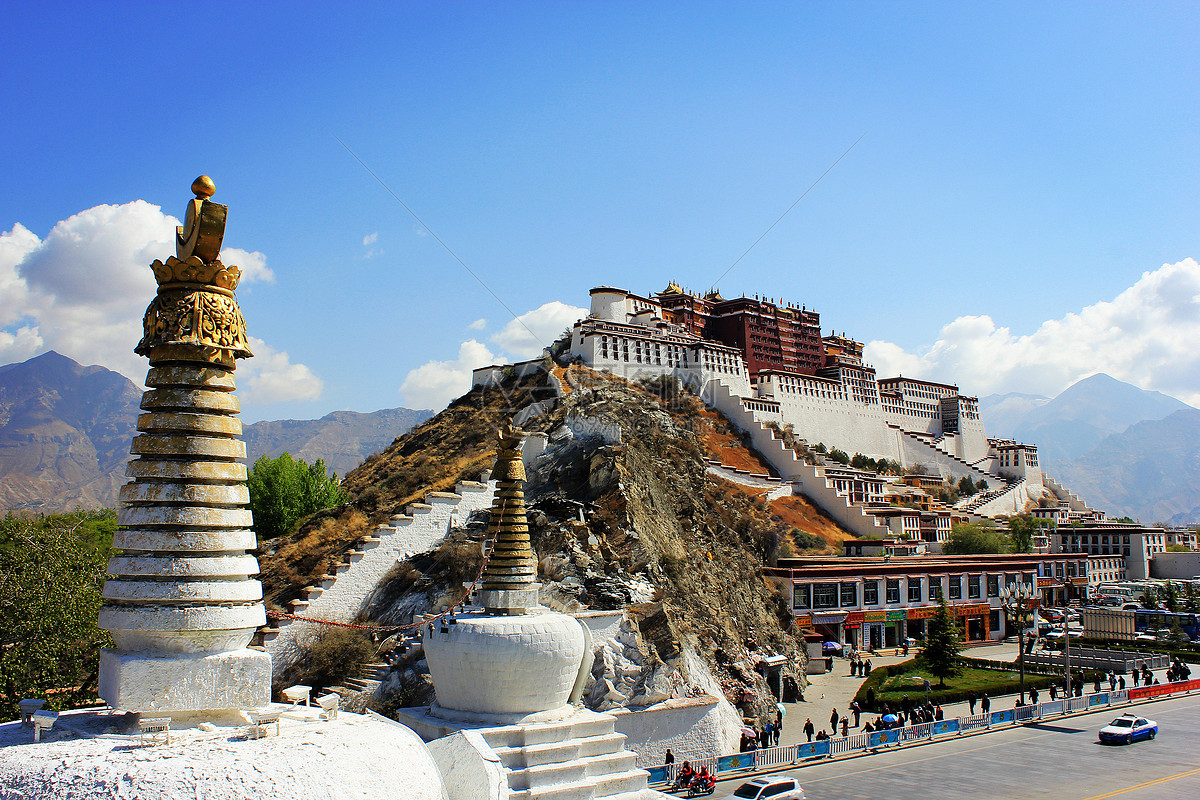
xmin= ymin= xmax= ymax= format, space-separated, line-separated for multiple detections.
xmin=247 ymin=453 xmax=349 ymax=541
xmin=0 ymin=511 xmax=115 ymax=721
xmin=921 ymin=591 xmax=964 ymax=687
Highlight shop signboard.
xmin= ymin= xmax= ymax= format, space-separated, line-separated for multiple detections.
xmin=886 ymin=610 xmax=906 ymax=622
xmin=864 ymin=611 xmax=886 ymax=623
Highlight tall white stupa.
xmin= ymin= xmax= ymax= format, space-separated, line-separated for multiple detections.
xmin=402 ymin=425 xmax=667 ymax=800
xmin=97 ymin=175 xmax=271 ymax=715
xmin=1 ymin=176 xmax=455 ymax=800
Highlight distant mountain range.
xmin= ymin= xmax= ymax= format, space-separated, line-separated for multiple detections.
xmin=980 ymin=373 xmax=1200 ymax=525
xmin=0 ymin=352 xmax=432 ymax=512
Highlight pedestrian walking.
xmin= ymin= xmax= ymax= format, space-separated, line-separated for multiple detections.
xmin=1049 ymin=683 xmax=1057 ymax=701
xmin=1132 ymin=669 xmax=1140 ymax=687
xmin=864 ymin=659 xmax=872 ymax=675
xmin=772 ymin=717 xmax=781 ymax=746
xmin=935 ymin=705 xmax=943 ymax=721
xmin=760 ymin=723 xmax=771 ymax=750
xmin=1093 ymin=675 xmax=1102 ymax=693
xmin=1118 ymin=676 xmax=1125 ymax=690
xmin=830 ymin=709 xmax=839 ymax=732
xmin=1030 ymin=687 xmax=1038 ymax=705
xmin=803 ymin=718 xmax=815 ymax=743
xmin=664 ymin=749 xmax=675 ymax=782
xmin=851 ymin=700 xmax=862 ymax=727
xmin=968 ymin=693 xmax=976 ymax=714
xmin=981 ymin=693 xmax=990 ymax=714
xmin=1108 ymin=672 xmax=1117 ymax=691
xmin=922 ymin=678 xmax=931 ymax=695
xmin=841 ymin=717 xmax=849 ymax=737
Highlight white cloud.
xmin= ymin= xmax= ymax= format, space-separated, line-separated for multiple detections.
xmin=399 ymin=339 xmax=497 ymax=410
xmin=490 ymin=301 xmax=587 ymax=359
xmin=0 ymin=202 xmax=315 ymax=400
xmin=362 ymin=232 xmax=378 ymax=246
xmin=864 ymin=257 xmax=1200 ymax=405
xmin=468 ymin=318 xmax=487 ymax=331
xmin=223 ymin=247 xmax=274 ymax=283
xmin=239 ymin=337 xmax=324 ymax=403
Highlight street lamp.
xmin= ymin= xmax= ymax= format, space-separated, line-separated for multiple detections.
xmin=1000 ymin=581 xmax=1037 ymax=704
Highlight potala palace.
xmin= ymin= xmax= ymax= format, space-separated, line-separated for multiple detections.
xmin=553 ymin=283 xmax=1104 ymax=542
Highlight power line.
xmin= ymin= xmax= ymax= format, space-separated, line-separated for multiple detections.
xmin=709 ymin=131 xmax=868 ymax=291
xmin=335 ymin=136 xmax=544 ymax=347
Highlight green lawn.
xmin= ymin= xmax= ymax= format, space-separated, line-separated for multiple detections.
xmin=861 ymin=658 xmax=1062 ymax=708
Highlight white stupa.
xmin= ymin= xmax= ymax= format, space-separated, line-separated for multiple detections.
xmin=400 ymin=425 xmax=667 ymax=800
xmin=0 ymin=177 xmax=452 ymax=800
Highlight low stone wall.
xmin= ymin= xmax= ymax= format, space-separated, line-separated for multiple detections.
xmin=610 ymin=696 xmax=738 ymax=766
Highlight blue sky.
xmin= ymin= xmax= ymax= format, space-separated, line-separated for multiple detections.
xmin=2 ymin=2 xmax=1198 ymax=421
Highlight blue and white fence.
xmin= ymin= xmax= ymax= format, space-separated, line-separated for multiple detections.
xmin=646 ymin=682 xmax=1198 ymax=786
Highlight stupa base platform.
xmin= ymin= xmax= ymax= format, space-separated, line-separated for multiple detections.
xmin=99 ymin=647 xmax=271 ymax=714
xmin=396 ymin=705 xmax=669 ymax=800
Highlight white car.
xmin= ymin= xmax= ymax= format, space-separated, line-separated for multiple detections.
xmin=1098 ymin=714 xmax=1158 ymax=745
xmin=723 ymin=775 xmax=806 ymax=800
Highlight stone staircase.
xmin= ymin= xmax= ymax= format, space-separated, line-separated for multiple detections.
xmin=481 ymin=713 xmax=657 ymax=800
xmin=261 ymin=477 xmax=496 ymax=678
xmin=956 ymin=478 xmax=1023 ymax=513
xmin=897 ymin=428 xmax=995 ymax=486
xmin=339 ymin=661 xmax=390 ymax=695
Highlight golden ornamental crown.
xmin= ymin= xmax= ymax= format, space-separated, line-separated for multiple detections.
xmin=149 ymin=255 xmax=242 ymax=294
xmin=150 ymin=175 xmax=240 ymax=295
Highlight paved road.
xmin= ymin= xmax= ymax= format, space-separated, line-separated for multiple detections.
xmin=712 ymin=694 xmax=1200 ymax=800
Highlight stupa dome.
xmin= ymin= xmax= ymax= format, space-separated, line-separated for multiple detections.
xmin=0 ymin=708 xmax=449 ymax=800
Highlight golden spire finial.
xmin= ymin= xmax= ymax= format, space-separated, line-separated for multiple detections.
xmin=477 ymin=422 xmax=538 ymax=613
xmin=191 ymin=175 xmax=216 ymax=199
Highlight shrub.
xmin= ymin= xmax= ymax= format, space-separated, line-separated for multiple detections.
xmin=283 ymin=626 xmax=376 ymax=695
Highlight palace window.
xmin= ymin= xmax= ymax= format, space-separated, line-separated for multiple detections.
xmin=948 ymin=576 xmax=962 ymax=600
xmin=841 ymin=583 xmax=857 ymax=607
xmin=987 ymin=575 xmax=999 ymax=597
xmin=793 ymin=584 xmax=811 ymax=610
xmin=908 ymin=579 xmax=922 ymax=602
xmin=968 ymin=575 xmax=981 ymax=599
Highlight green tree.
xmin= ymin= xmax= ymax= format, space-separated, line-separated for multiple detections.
xmin=828 ymin=448 xmax=850 ymax=465
xmin=957 ymin=476 xmax=977 ymax=496
xmin=0 ymin=511 xmax=115 ymax=721
xmin=1183 ymin=583 xmax=1200 ymax=614
xmin=1005 ymin=515 xmax=1050 ymax=554
xmin=1160 ymin=582 xmax=1180 ymax=613
xmin=247 ymin=453 xmax=349 ymax=541
xmin=944 ymin=520 xmax=1008 ymax=554
xmin=921 ymin=591 xmax=964 ymax=687
xmin=1138 ymin=586 xmax=1159 ymax=610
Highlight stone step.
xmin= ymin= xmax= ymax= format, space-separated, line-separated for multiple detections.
xmin=493 ymin=732 xmax=628 ymax=769
xmin=480 ymin=715 xmax=616 ymax=749
xmin=508 ymin=769 xmax=649 ymax=800
xmin=341 ymin=677 xmax=380 ymax=693
xmin=509 ymin=751 xmax=640 ymax=790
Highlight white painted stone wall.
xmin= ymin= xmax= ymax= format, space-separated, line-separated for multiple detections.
xmin=565 ymin=413 xmax=623 ymax=445
xmin=610 ymin=697 xmax=735 ymax=766
xmin=426 ymin=730 xmax=508 ymax=800
xmin=898 ymin=431 xmax=995 ymax=485
xmin=265 ymin=480 xmax=495 ymax=679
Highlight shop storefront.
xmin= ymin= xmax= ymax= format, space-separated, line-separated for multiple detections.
xmin=811 ymin=611 xmax=847 ymax=646
xmin=906 ymin=603 xmax=992 ymax=642
xmin=843 ymin=612 xmax=864 ymax=649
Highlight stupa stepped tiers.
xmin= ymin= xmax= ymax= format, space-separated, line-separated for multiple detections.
xmin=97 ymin=175 xmax=270 ymax=714
xmin=402 ymin=424 xmax=666 ymax=800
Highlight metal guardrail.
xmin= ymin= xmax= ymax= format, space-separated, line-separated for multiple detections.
xmin=645 ymin=678 xmax=1200 ymax=786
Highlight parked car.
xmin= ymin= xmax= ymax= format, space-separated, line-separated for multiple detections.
xmin=1098 ymin=714 xmax=1157 ymax=745
xmin=723 ymin=775 xmax=806 ymax=800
